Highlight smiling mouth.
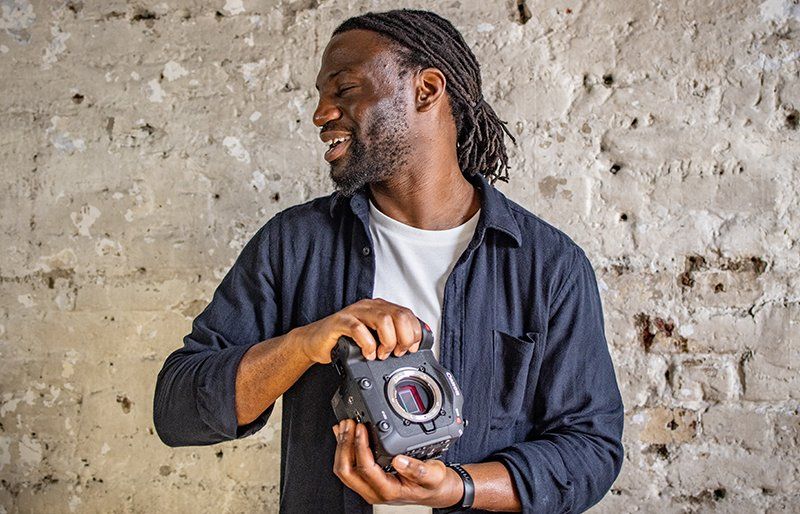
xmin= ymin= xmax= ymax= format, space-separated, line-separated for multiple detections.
xmin=324 ymin=136 xmax=352 ymax=162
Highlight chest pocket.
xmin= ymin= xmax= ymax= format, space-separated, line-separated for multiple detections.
xmin=490 ymin=329 xmax=540 ymax=429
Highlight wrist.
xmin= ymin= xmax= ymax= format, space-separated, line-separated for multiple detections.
xmin=288 ymin=325 xmax=317 ymax=367
xmin=439 ymin=463 xmax=474 ymax=512
xmin=438 ymin=466 xmax=464 ymax=508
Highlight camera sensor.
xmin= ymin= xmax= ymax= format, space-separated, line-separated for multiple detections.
xmin=386 ymin=368 xmax=442 ymax=424
xmin=396 ymin=379 xmax=430 ymax=414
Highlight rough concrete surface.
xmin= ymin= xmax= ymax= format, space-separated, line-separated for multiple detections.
xmin=1 ymin=0 xmax=798 ymax=512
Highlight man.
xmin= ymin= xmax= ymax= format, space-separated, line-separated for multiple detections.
xmin=154 ymin=9 xmax=624 ymax=514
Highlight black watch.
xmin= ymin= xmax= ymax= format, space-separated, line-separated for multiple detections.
xmin=440 ymin=463 xmax=474 ymax=513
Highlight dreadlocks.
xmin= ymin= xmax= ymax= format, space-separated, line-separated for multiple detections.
xmin=332 ymin=9 xmax=516 ymax=184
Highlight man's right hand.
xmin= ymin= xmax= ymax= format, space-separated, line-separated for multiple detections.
xmin=294 ymin=298 xmax=424 ymax=365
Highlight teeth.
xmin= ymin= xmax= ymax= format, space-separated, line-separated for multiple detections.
xmin=328 ymin=136 xmax=351 ymax=148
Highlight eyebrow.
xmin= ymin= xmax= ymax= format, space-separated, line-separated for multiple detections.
xmin=314 ymin=68 xmax=353 ymax=91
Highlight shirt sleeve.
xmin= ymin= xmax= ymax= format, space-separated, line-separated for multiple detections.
xmin=487 ymin=247 xmax=625 ymax=513
xmin=153 ymin=216 xmax=281 ymax=447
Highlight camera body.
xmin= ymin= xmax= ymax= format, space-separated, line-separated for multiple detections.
xmin=330 ymin=319 xmax=466 ymax=472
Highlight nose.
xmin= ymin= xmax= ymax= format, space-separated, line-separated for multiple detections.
xmin=313 ymin=97 xmax=341 ymax=128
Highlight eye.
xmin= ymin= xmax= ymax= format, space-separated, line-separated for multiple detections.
xmin=337 ymin=85 xmax=358 ymax=96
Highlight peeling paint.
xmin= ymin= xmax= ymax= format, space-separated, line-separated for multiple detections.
xmin=223 ymin=136 xmax=251 ymax=163
xmin=224 ymin=0 xmax=245 ymax=15
xmin=17 ymin=294 xmax=35 ymax=308
xmin=38 ymin=248 xmax=77 ymax=271
xmin=62 ymin=350 xmax=78 ymax=378
xmin=538 ymin=175 xmax=567 ymax=199
xmin=70 ymin=204 xmax=101 ymax=237
xmin=42 ymin=386 xmax=61 ymax=408
xmin=759 ymin=0 xmax=800 ymax=22
xmin=19 ymin=434 xmax=43 ymax=469
xmin=96 ymin=237 xmax=123 ymax=257
xmin=0 ymin=0 xmax=35 ymax=44
xmin=163 ymin=60 xmax=188 ymax=81
xmin=1 ymin=395 xmax=20 ymax=417
xmin=146 ymin=78 xmax=165 ymax=103
xmin=251 ymin=170 xmax=266 ymax=192
xmin=241 ymin=58 xmax=267 ymax=90
xmin=41 ymin=23 xmax=70 ymax=69
xmin=46 ymin=116 xmax=86 ymax=153
xmin=68 ymin=494 xmax=81 ymax=513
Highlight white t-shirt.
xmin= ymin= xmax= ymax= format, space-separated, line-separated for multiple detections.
xmin=368 ymin=198 xmax=480 ymax=514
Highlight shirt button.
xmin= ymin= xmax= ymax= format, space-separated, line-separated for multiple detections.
xmin=362 ymin=246 xmax=371 ymax=256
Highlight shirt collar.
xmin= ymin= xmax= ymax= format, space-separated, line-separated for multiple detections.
xmin=328 ymin=172 xmax=522 ymax=247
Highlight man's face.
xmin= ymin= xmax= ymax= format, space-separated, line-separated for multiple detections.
xmin=313 ymin=30 xmax=413 ymax=196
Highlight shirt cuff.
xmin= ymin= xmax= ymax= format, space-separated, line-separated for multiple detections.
xmin=195 ymin=340 xmax=272 ymax=440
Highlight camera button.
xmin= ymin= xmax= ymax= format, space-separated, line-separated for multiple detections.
xmin=378 ymin=421 xmax=391 ymax=432
xmin=359 ymin=378 xmax=372 ymax=389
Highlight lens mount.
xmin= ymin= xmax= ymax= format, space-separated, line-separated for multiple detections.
xmin=386 ymin=367 xmax=443 ymax=423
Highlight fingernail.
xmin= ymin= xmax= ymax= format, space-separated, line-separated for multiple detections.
xmin=368 ymin=351 xmax=376 ymax=360
xmin=396 ymin=455 xmax=409 ymax=468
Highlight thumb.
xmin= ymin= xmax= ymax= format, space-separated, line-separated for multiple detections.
xmin=392 ymin=455 xmax=438 ymax=487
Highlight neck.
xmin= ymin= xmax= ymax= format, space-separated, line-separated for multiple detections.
xmin=368 ymin=153 xmax=480 ymax=230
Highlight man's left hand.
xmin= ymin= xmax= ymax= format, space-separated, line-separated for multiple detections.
xmin=332 ymin=419 xmax=464 ymax=507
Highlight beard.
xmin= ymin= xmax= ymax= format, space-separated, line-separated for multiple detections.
xmin=329 ymin=98 xmax=412 ymax=197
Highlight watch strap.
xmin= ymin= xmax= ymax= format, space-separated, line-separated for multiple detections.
xmin=441 ymin=463 xmax=474 ymax=512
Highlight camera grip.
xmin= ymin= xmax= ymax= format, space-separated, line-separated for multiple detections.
xmin=368 ymin=317 xmax=434 ymax=352
xmin=417 ymin=318 xmax=434 ymax=351
xmin=330 ymin=316 xmax=435 ymax=362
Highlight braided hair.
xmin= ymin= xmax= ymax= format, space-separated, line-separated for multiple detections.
xmin=333 ymin=9 xmax=516 ymax=184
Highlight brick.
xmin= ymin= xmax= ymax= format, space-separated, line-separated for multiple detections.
xmin=638 ymin=407 xmax=699 ymax=444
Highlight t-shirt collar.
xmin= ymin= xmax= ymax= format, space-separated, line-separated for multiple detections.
xmin=328 ymin=172 xmax=522 ymax=247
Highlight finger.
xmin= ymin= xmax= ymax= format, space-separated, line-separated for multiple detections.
xmin=371 ymin=310 xmax=397 ymax=360
xmin=393 ymin=309 xmax=418 ymax=356
xmin=353 ymin=423 xmax=397 ymax=498
xmin=333 ymin=420 xmax=375 ymax=495
xmin=333 ymin=419 xmax=356 ymax=473
xmin=342 ymin=315 xmax=378 ymax=360
xmin=391 ymin=455 xmax=444 ymax=488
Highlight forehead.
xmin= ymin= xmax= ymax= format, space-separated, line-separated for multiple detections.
xmin=315 ymin=29 xmax=400 ymax=87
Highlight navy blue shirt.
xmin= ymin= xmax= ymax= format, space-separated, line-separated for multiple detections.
xmin=153 ymin=172 xmax=624 ymax=513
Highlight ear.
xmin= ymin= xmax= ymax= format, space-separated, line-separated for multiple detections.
xmin=414 ymin=67 xmax=447 ymax=113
